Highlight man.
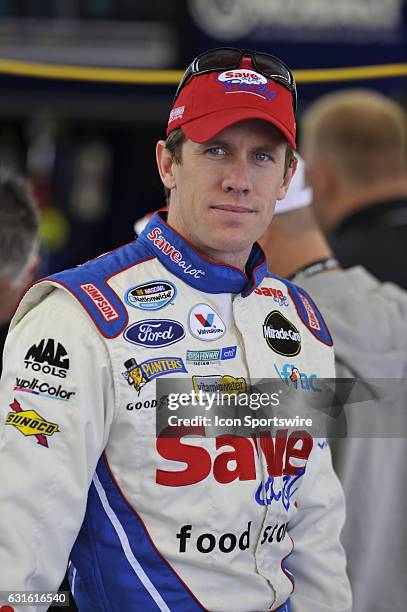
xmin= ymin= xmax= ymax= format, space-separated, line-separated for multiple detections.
xmin=261 ymin=157 xmax=407 ymax=612
xmin=0 ymin=49 xmax=351 ymax=612
xmin=0 ymin=168 xmax=39 ymax=366
xmin=301 ymin=89 xmax=407 ymax=287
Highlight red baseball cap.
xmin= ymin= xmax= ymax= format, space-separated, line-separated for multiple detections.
xmin=167 ymin=61 xmax=296 ymax=149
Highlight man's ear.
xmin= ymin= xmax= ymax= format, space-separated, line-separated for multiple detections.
xmin=277 ymin=156 xmax=298 ymax=200
xmin=156 ymin=140 xmax=176 ymax=190
xmin=308 ymin=159 xmax=337 ymax=202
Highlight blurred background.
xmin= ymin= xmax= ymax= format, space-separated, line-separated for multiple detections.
xmin=0 ymin=0 xmax=406 ymax=276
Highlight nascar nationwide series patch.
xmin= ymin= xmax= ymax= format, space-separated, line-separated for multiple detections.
xmin=125 ymin=280 xmax=176 ymax=311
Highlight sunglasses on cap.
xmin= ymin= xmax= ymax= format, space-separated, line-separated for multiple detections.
xmin=173 ymin=47 xmax=297 ymax=114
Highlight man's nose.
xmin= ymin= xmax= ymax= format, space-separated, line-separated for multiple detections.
xmin=221 ymin=158 xmax=252 ymax=195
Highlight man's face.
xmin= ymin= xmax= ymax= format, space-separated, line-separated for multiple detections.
xmin=158 ymin=119 xmax=296 ymax=268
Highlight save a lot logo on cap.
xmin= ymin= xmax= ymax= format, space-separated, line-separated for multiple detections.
xmin=263 ymin=310 xmax=301 ymax=356
xmin=125 ymin=280 xmax=176 ymax=311
xmin=217 ymin=69 xmax=276 ymax=101
xmin=188 ymin=304 xmax=226 ymax=341
xmin=5 ymin=398 xmax=59 ymax=448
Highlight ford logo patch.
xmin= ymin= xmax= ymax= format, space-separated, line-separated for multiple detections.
xmin=124 ymin=319 xmax=185 ymax=348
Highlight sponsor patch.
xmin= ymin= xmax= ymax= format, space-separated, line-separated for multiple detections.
xmin=263 ymin=311 xmax=301 ymax=357
xmin=24 ymin=339 xmax=69 ymax=379
xmin=123 ymin=319 xmax=185 ymax=348
xmin=188 ymin=304 xmax=226 ymax=342
xmin=122 ymin=356 xmax=187 ymax=394
xmin=299 ymin=294 xmax=321 ymax=331
xmin=14 ymin=377 xmax=75 ymax=401
xmin=169 ymin=105 xmax=185 ymax=123
xmin=5 ymin=398 xmax=59 ymax=448
xmin=126 ymin=399 xmax=157 ymax=411
xmin=147 ymin=227 xmax=205 ymax=279
xmin=186 ymin=345 xmax=237 ymax=365
xmin=217 ymin=69 xmax=276 ymax=101
xmin=217 ymin=69 xmax=268 ymax=85
xmin=274 ymin=363 xmax=320 ymax=392
xmin=79 ymin=283 xmax=119 ymax=322
xmin=254 ymin=286 xmax=289 ymax=307
xmin=125 ymin=280 xmax=176 ymax=311
xmin=192 ymin=374 xmax=247 ymax=395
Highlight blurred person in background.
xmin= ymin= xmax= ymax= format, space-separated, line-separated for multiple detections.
xmin=261 ymin=157 xmax=407 ymax=612
xmin=301 ymin=89 xmax=407 ymax=287
xmin=0 ymin=168 xmax=39 ymax=369
xmin=0 ymin=48 xmax=351 ymax=612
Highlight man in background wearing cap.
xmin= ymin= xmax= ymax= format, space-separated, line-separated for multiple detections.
xmin=261 ymin=157 xmax=407 ymax=612
xmin=0 ymin=49 xmax=351 ymax=612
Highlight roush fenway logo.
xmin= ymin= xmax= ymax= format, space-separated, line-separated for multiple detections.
xmin=156 ymin=427 xmax=313 ymax=487
xmin=80 ymin=283 xmax=119 ymax=321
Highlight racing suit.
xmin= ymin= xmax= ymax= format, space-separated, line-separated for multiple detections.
xmin=0 ymin=212 xmax=351 ymax=612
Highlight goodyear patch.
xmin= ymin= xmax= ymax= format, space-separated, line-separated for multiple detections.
xmin=5 ymin=398 xmax=59 ymax=448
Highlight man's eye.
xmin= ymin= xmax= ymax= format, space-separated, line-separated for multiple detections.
xmin=255 ymin=152 xmax=271 ymax=162
xmin=206 ymin=147 xmax=226 ymax=156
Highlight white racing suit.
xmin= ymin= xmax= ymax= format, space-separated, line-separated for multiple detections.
xmin=0 ymin=212 xmax=351 ymax=612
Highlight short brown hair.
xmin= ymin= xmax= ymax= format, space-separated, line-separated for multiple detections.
xmin=302 ymin=89 xmax=407 ymax=186
xmin=163 ymin=128 xmax=296 ymax=202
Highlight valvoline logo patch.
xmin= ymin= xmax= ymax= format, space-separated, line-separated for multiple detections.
xmin=188 ymin=304 xmax=226 ymax=342
xmin=123 ymin=319 xmax=185 ymax=348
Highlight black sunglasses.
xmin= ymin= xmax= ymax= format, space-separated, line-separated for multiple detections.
xmin=173 ymin=47 xmax=297 ymax=114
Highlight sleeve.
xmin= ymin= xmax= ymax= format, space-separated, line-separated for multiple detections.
xmin=287 ymin=440 xmax=352 ymax=612
xmin=0 ymin=288 xmax=116 ymax=609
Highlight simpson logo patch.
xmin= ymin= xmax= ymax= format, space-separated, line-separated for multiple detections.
xmin=5 ymin=398 xmax=60 ymax=448
xmin=299 ymin=294 xmax=321 ymax=331
xmin=80 ymin=283 xmax=119 ymax=321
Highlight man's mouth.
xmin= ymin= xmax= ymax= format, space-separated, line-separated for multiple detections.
xmin=210 ymin=205 xmax=255 ymax=214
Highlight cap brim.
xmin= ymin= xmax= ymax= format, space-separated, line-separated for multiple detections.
xmin=181 ymin=107 xmax=296 ymax=149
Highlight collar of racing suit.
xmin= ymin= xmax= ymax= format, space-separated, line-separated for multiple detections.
xmin=137 ymin=210 xmax=268 ymax=297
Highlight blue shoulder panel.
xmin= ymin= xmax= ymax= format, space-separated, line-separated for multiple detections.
xmin=41 ymin=240 xmax=154 ymax=339
xmin=266 ymin=271 xmax=333 ymax=346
